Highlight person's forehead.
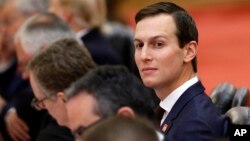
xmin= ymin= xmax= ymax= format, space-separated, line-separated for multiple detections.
xmin=67 ymin=91 xmax=95 ymax=105
xmin=135 ymin=14 xmax=177 ymax=40
xmin=136 ymin=14 xmax=176 ymax=29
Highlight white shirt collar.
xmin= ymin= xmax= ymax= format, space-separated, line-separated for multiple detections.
xmin=0 ymin=58 xmax=15 ymax=73
xmin=159 ymin=76 xmax=199 ymax=114
xmin=156 ymin=130 xmax=164 ymax=141
xmin=76 ymin=28 xmax=90 ymax=39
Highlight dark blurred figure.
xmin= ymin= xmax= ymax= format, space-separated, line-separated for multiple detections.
xmin=0 ymin=0 xmax=49 ymax=141
xmin=81 ymin=0 xmax=138 ymax=77
xmin=15 ymin=12 xmax=84 ymax=141
xmin=49 ymin=0 xmax=121 ymax=65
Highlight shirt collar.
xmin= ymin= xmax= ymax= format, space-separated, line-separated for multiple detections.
xmin=0 ymin=58 xmax=15 ymax=73
xmin=159 ymin=76 xmax=199 ymax=113
xmin=76 ymin=28 xmax=90 ymax=39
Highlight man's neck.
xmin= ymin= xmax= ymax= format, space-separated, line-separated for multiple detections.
xmin=155 ymin=71 xmax=196 ymax=101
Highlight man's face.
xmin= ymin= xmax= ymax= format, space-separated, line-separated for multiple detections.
xmin=29 ymin=71 xmax=67 ymax=124
xmin=66 ymin=92 xmax=101 ymax=132
xmin=134 ymin=14 xmax=185 ymax=97
xmin=15 ymin=41 xmax=33 ymax=80
xmin=49 ymin=0 xmax=66 ymax=21
xmin=0 ymin=1 xmax=25 ymax=61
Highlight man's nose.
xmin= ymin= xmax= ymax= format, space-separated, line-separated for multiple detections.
xmin=140 ymin=46 xmax=152 ymax=61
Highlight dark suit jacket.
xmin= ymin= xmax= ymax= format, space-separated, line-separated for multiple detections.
xmin=36 ymin=113 xmax=75 ymax=141
xmin=0 ymin=59 xmax=24 ymax=102
xmin=0 ymin=85 xmax=46 ymax=141
xmin=160 ymin=81 xmax=228 ymax=141
xmin=0 ymin=59 xmax=45 ymax=141
xmin=102 ymin=21 xmax=139 ymax=77
xmin=80 ymin=27 xmax=121 ymax=65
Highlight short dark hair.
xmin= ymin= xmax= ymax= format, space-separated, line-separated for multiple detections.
xmin=28 ymin=38 xmax=96 ymax=96
xmin=66 ymin=65 xmax=156 ymax=120
xmin=135 ymin=2 xmax=198 ymax=72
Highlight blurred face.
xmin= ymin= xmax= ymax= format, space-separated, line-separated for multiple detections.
xmin=0 ymin=1 xmax=25 ymax=61
xmin=29 ymin=72 xmax=67 ymax=124
xmin=49 ymin=0 xmax=66 ymax=20
xmin=15 ymin=41 xmax=33 ymax=80
xmin=66 ymin=92 xmax=101 ymax=133
xmin=134 ymin=14 xmax=184 ymax=94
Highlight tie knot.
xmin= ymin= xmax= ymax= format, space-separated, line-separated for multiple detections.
xmin=155 ymin=106 xmax=165 ymax=123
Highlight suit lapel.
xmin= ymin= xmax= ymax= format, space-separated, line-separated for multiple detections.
xmin=160 ymin=81 xmax=205 ymax=134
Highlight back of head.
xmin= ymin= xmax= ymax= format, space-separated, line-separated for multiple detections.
xmin=66 ymin=65 xmax=156 ymax=120
xmin=81 ymin=0 xmax=107 ymax=27
xmin=0 ymin=0 xmax=48 ymax=19
xmin=135 ymin=2 xmax=198 ymax=72
xmin=27 ymin=38 xmax=96 ymax=96
xmin=50 ymin=0 xmax=95 ymax=28
xmin=13 ymin=0 xmax=49 ymax=15
xmin=15 ymin=12 xmax=78 ymax=55
xmin=81 ymin=115 xmax=158 ymax=141
xmin=0 ymin=0 xmax=48 ymax=62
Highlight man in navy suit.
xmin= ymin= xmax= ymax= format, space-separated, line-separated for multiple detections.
xmin=134 ymin=2 xmax=228 ymax=141
xmin=49 ymin=0 xmax=121 ymax=65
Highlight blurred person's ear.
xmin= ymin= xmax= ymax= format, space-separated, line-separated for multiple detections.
xmin=183 ymin=41 xmax=197 ymax=63
xmin=55 ymin=91 xmax=70 ymax=126
xmin=117 ymin=106 xmax=135 ymax=118
xmin=56 ymin=92 xmax=67 ymax=103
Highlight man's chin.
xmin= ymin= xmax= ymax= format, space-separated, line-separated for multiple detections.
xmin=142 ymin=79 xmax=157 ymax=88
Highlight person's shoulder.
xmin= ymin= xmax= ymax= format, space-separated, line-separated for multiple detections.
xmin=37 ymin=116 xmax=75 ymax=141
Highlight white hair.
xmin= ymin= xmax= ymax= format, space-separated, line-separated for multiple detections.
xmin=13 ymin=0 xmax=49 ymax=15
xmin=15 ymin=12 xmax=81 ymax=55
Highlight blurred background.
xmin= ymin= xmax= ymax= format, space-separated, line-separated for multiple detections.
xmin=108 ymin=0 xmax=250 ymax=94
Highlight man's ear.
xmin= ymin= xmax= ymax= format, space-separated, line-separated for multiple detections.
xmin=56 ymin=92 xmax=67 ymax=103
xmin=117 ymin=106 xmax=135 ymax=118
xmin=183 ymin=41 xmax=198 ymax=63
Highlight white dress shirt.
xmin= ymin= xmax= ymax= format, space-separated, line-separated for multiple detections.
xmin=159 ymin=76 xmax=199 ymax=125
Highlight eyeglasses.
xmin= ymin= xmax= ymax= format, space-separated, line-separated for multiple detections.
xmin=31 ymin=96 xmax=48 ymax=111
xmin=74 ymin=118 xmax=103 ymax=138
xmin=74 ymin=126 xmax=87 ymax=138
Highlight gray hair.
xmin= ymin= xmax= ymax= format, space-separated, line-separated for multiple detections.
xmin=0 ymin=0 xmax=5 ymax=6
xmin=15 ymin=12 xmax=80 ymax=55
xmin=13 ymin=0 xmax=49 ymax=15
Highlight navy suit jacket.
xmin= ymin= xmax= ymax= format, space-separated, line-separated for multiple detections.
xmin=81 ymin=27 xmax=121 ymax=65
xmin=0 ymin=59 xmax=45 ymax=141
xmin=36 ymin=113 xmax=74 ymax=141
xmin=160 ymin=81 xmax=228 ymax=141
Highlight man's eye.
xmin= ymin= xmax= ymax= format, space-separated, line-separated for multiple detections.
xmin=135 ymin=42 xmax=144 ymax=48
xmin=155 ymin=42 xmax=164 ymax=48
